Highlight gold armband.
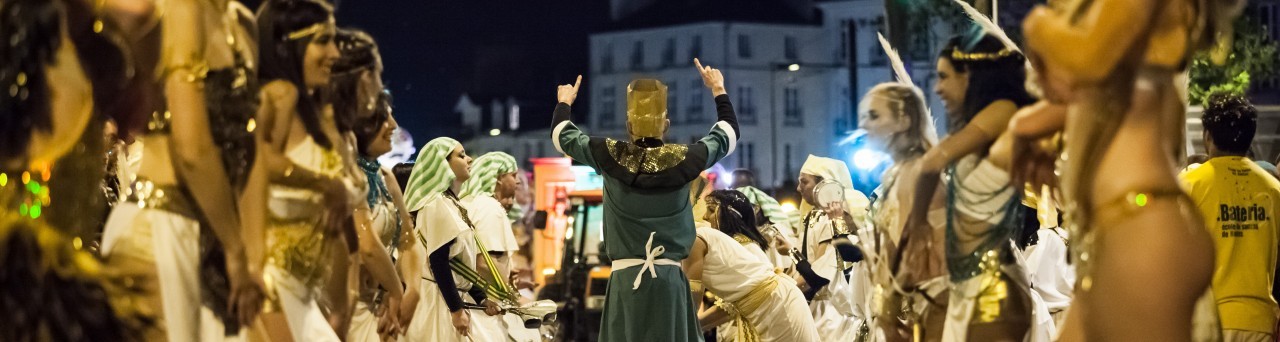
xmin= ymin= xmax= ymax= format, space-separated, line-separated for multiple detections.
xmin=832 ymin=217 xmax=851 ymax=236
xmin=689 ymin=279 xmax=704 ymax=294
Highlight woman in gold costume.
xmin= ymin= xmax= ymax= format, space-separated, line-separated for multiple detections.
xmin=249 ymin=0 xmax=358 ymax=339
xmin=1 ymin=0 xmax=161 ymax=339
xmin=895 ymin=28 xmax=1038 ymax=341
xmin=332 ymin=28 xmax=418 ymax=341
xmin=99 ymin=0 xmax=268 ymax=340
xmin=1022 ymin=0 xmax=1243 ymax=340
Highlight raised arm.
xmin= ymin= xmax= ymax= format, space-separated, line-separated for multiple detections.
xmin=551 ymin=75 xmax=600 ymax=168
xmin=694 ymin=58 xmax=738 ymax=167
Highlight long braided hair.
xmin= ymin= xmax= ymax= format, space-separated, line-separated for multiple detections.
xmin=708 ymin=190 xmax=769 ymax=252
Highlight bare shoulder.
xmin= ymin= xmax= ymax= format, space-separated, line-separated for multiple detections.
xmin=261 ymin=80 xmax=299 ymax=103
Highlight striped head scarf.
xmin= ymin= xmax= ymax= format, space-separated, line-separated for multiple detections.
xmin=736 ymin=186 xmax=790 ymax=227
xmin=458 ymin=152 xmax=518 ymax=200
xmin=404 ymin=137 xmax=461 ymax=212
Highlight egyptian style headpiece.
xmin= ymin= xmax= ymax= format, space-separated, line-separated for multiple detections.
xmin=404 ymin=137 xmax=460 ymax=211
xmin=949 ymin=0 xmax=1023 ymax=63
xmin=458 ymin=152 xmax=518 ymax=200
xmin=626 ymin=79 xmax=668 ymax=139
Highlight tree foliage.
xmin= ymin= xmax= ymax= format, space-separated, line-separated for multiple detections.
xmin=1189 ymin=16 xmax=1279 ymax=106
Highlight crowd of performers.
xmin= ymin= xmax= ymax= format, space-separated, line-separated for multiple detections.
xmin=0 ymin=0 xmax=1273 ymax=341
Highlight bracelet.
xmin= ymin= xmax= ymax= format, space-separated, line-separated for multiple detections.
xmin=689 ymin=279 xmax=704 ymax=293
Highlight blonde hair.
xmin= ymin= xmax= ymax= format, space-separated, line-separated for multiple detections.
xmin=861 ymin=83 xmax=938 ymax=161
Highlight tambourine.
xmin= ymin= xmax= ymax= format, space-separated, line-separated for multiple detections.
xmin=813 ymin=179 xmax=846 ymax=208
xmin=813 ymin=179 xmax=865 ymax=263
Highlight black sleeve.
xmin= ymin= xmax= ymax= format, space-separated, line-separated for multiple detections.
xmin=429 ymin=239 xmax=464 ymax=312
xmin=553 ymin=102 xmax=572 ymax=127
xmin=467 ymin=285 xmax=488 ymax=304
xmin=713 ymin=94 xmax=739 ymax=139
xmin=795 ymin=259 xmax=831 ymax=300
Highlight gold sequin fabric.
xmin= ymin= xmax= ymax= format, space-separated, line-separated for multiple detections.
xmin=265 ymin=199 xmax=332 ymax=291
xmin=605 ymin=139 xmax=688 ymax=174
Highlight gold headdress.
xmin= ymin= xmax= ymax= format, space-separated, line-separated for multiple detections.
xmin=626 ymin=79 xmax=668 ymax=139
xmin=287 ymin=22 xmax=329 ymax=41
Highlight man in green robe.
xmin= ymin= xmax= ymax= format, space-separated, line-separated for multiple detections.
xmin=550 ymin=59 xmax=738 ymax=341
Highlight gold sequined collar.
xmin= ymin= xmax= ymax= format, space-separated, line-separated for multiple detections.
xmin=605 ymin=139 xmax=688 ymax=174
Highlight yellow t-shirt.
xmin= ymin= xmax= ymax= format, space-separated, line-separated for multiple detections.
xmin=1182 ymin=156 xmax=1280 ymax=333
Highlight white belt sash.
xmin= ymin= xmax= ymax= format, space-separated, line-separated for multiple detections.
xmin=611 ymin=232 xmax=681 ymax=290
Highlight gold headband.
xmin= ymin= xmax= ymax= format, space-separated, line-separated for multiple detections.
xmin=287 ymin=23 xmax=327 ymax=40
xmin=950 ymin=48 xmax=1018 ymax=62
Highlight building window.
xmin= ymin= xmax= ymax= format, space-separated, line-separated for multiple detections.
xmin=784 ymin=36 xmax=798 ymax=60
xmin=840 ymin=20 xmax=851 ymax=60
xmin=869 ymin=41 xmax=888 ymax=66
xmin=688 ymin=79 xmax=704 ymax=120
xmin=601 ymin=43 xmax=613 ymax=73
xmin=630 ymin=40 xmax=644 ymax=70
xmin=667 ymin=80 xmax=680 ymax=124
xmin=689 ymin=36 xmax=703 ymax=61
xmin=737 ymin=34 xmax=752 ymax=59
xmin=600 ymin=86 xmax=617 ymax=128
xmin=784 ymin=87 xmax=801 ymax=126
xmin=742 ymin=143 xmax=756 ymax=171
xmin=736 ymin=86 xmax=756 ymax=124
xmin=662 ymin=38 xmax=676 ymax=67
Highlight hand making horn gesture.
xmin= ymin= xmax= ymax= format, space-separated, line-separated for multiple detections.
xmin=557 ymin=75 xmax=582 ymax=106
xmin=694 ymin=58 xmax=727 ymax=96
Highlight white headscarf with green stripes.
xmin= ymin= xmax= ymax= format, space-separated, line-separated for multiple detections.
xmin=404 ymin=137 xmax=461 ymax=212
xmin=458 ymin=152 xmax=518 ymax=200
xmin=736 ymin=186 xmax=790 ymax=227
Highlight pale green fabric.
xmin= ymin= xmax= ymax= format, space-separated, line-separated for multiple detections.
xmin=458 ymin=152 xmax=518 ymax=200
xmin=736 ymin=186 xmax=790 ymax=227
xmin=404 ymin=137 xmax=460 ymax=212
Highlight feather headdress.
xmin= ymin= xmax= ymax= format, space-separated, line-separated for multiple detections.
xmin=953 ymin=0 xmax=1020 ymax=53
xmin=877 ymin=33 xmax=915 ymax=89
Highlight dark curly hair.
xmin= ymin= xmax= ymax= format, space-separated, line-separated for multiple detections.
xmin=1202 ymin=93 xmax=1257 ymax=155
xmin=708 ymin=190 xmax=769 ymax=252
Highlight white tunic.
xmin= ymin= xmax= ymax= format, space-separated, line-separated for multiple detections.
xmin=697 ymin=228 xmax=819 ymax=342
xmin=404 ymin=196 xmax=498 ymax=342
xmin=465 ymin=195 xmax=539 ymax=342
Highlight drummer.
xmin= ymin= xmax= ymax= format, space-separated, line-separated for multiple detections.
xmin=792 ymin=156 xmax=874 ymax=340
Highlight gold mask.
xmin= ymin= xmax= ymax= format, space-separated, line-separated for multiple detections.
xmin=626 ymin=79 xmax=668 ymax=139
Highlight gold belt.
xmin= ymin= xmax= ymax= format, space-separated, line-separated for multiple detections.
xmin=715 ymin=274 xmax=784 ymax=342
xmin=125 ymin=178 xmax=199 ymax=219
xmin=265 ymin=215 xmax=332 ymax=291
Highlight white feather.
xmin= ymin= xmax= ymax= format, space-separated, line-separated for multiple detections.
xmin=877 ymin=33 xmax=915 ymax=88
xmin=952 ymin=0 xmax=1020 ymax=52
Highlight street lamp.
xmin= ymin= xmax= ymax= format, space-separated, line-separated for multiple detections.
xmin=490 ymin=128 xmax=501 ymax=136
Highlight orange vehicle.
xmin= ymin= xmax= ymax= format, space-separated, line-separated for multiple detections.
xmin=528 ymin=158 xmax=608 ymax=341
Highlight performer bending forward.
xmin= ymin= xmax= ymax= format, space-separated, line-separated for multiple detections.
xmin=687 ymin=190 xmax=819 ymax=341
xmin=550 ymin=58 xmax=738 ymax=341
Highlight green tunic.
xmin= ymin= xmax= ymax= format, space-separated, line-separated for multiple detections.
xmin=552 ymin=95 xmax=738 ymax=342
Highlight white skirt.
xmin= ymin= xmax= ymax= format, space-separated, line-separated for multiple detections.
xmin=741 ymin=277 xmax=820 ymax=342
xmin=347 ymin=301 xmax=380 ymax=342
xmin=104 ymin=205 xmax=204 ymax=341
xmin=266 ymin=266 xmax=341 ymax=342
xmin=403 ymin=282 xmax=499 ymax=342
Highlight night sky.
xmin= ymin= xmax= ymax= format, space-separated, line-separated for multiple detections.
xmin=240 ymin=0 xmax=609 ymax=141
xmin=330 ymin=0 xmax=610 ymax=142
